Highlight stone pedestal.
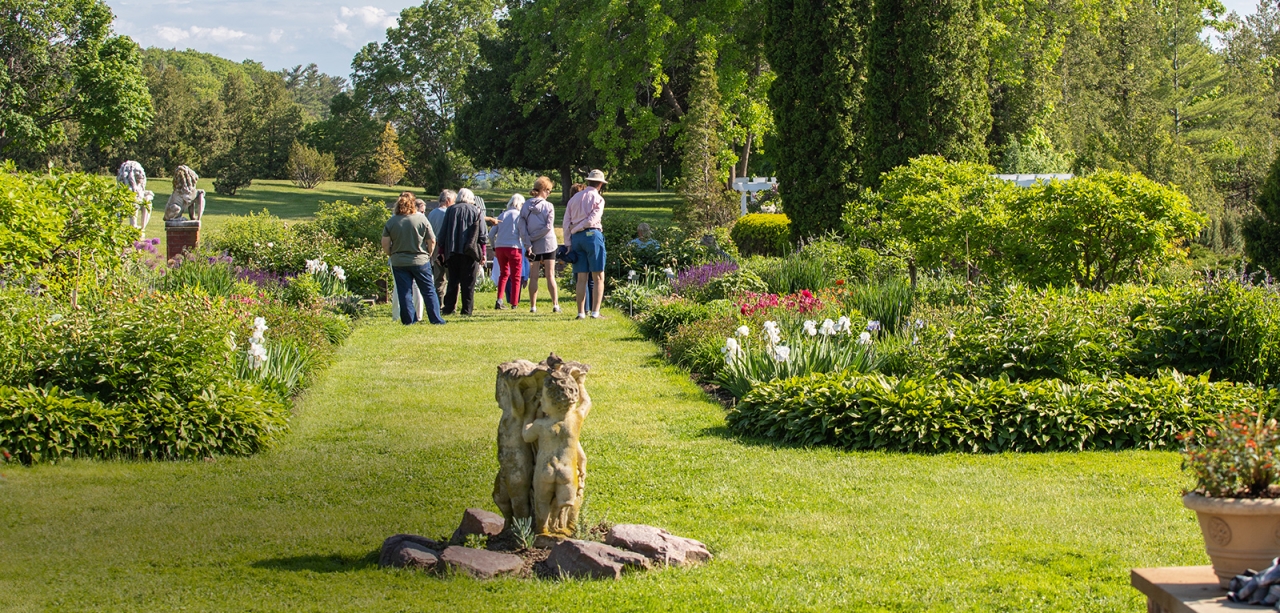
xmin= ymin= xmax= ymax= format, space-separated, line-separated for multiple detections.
xmin=165 ymin=220 xmax=201 ymax=260
xmin=1130 ymin=566 xmax=1245 ymax=612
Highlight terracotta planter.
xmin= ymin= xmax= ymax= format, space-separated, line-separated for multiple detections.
xmin=1183 ymin=493 xmax=1280 ymax=587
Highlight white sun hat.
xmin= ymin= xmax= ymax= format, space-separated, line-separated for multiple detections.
xmin=585 ymin=169 xmax=608 ymax=184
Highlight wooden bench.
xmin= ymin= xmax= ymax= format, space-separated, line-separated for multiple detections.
xmin=1131 ymin=566 xmax=1255 ymax=612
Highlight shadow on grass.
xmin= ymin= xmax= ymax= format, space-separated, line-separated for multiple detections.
xmin=251 ymin=551 xmax=379 ymax=573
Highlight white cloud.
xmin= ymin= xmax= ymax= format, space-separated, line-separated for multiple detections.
xmin=339 ymin=6 xmax=397 ymax=29
xmin=154 ymin=25 xmax=250 ymax=44
xmin=269 ymin=28 xmax=285 ymax=43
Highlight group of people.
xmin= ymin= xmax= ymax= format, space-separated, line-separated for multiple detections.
xmin=380 ymin=170 xmax=612 ymax=325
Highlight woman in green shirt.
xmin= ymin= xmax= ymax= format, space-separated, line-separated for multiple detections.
xmin=382 ymin=192 xmax=447 ymax=325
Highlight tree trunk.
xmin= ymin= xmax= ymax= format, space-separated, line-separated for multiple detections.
xmin=729 ymin=148 xmax=738 ymax=189
xmin=657 ymin=164 xmax=663 ymax=192
xmin=560 ymin=165 xmax=572 ymax=205
xmin=740 ymin=133 xmax=754 ymax=179
xmin=909 ymin=260 xmax=918 ymax=289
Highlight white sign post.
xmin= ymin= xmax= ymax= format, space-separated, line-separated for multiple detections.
xmin=731 ymin=176 xmax=778 ymax=216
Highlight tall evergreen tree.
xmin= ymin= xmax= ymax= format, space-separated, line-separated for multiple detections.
xmin=1244 ymin=151 xmax=1280 ymax=275
xmin=765 ymin=0 xmax=866 ymax=242
xmin=862 ymin=0 xmax=992 ymax=185
xmin=676 ymin=41 xmax=738 ymax=232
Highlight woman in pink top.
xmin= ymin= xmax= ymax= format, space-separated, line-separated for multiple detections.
xmin=562 ymin=170 xmax=608 ymax=319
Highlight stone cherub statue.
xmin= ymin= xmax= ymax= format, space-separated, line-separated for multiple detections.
xmin=163 ymin=165 xmax=206 ymax=223
xmin=116 ymin=161 xmax=154 ymax=236
xmin=492 ymin=354 xmax=591 ymax=542
xmin=492 ymin=359 xmax=545 ymax=525
xmin=523 ymin=357 xmax=590 ymax=540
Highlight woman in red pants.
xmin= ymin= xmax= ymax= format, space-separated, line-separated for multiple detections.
xmin=488 ymin=194 xmax=526 ymax=309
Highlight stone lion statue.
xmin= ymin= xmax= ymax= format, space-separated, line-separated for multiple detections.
xmin=116 ymin=161 xmax=155 ymax=236
xmin=163 ymin=165 xmax=206 ymax=222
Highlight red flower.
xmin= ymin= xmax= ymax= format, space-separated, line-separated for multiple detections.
xmin=836 ymin=279 xmax=845 ymax=286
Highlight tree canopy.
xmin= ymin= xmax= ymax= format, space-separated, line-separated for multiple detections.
xmin=0 ymin=0 xmax=151 ymax=159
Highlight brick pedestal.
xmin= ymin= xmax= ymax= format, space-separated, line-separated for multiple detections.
xmin=165 ymin=221 xmax=201 ymax=260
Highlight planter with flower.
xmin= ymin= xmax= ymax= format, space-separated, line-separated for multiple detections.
xmin=1182 ymin=407 xmax=1280 ymax=587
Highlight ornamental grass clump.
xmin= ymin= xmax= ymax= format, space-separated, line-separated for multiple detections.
xmin=1183 ymin=408 xmax=1280 ymax=498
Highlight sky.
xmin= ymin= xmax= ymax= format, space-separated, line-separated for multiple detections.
xmin=107 ymin=0 xmax=1262 ymax=80
xmin=105 ymin=1 xmax=425 ymax=78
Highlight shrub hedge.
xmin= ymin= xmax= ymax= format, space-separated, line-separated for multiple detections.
xmin=942 ymin=280 xmax=1280 ymax=385
xmin=731 ymin=213 xmax=792 ymax=256
xmin=730 ymin=371 xmax=1273 ymax=453
xmin=1 ymin=382 xmax=289 ymax=464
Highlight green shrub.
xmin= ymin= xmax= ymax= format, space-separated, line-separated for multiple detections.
xmin=214 ymin=163 xmax=254 ymax=196
xmin=702 ymin=269 xmax=769 ymax=302
xmin=941 ymin=280 xmax=1280 ymax=385
xmin=664 ymin=316 xmax=740 ymax=379
xmin=637 ymin=298 xmax=733 ymax=341
xmin=731 ymin=371 xmax=1274 ymax=452
xmin=282 ymin=274 xmax=323 ymax=309
xmin=1003 ymin=171 xmax=1206 ymax=289
xmin=798 ymin=235 xmax=876 ymax=283
xmin=731 ymin=213 xmax=792 ymax=256
xmin=0 ymin=166 xmax=138 ymax=292
xmin=312 ymin=198 xmax=390 ymax=248
xmin=7 ymin=289 xmax=240 ymax=405
xmin=206 ymin=211 xmax=387 ymax=298
xmin=0 ymin=382 xmax=289 ymax=464
xmin=287 ymin=141 xmax=337 ymax=189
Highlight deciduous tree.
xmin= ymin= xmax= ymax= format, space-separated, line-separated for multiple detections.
xmin=0 ymin=0 xmax=152 ymax=163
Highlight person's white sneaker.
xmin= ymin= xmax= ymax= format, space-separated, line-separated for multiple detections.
xmin=530 ymin=306 xmax=537 ymax=313
xmin=590 ymin=311 xmax=604 ymax=319
xmin=576 ymin=313 xmax=586 ymax=320
xmin=552 ymin=304 xmax=562 ymax=313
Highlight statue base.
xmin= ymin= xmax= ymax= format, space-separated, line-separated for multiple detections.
xmin=165 ymin=220 xmax=201 ymax=260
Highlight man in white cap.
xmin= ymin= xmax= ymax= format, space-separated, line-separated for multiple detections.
xmin=562 ymin=169 xmax=609 ymax=319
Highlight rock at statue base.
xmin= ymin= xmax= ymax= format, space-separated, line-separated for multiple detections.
xmin=439 ymin=546 xmax=523 ymax=579
xmin=379 ymin=534 xmax=443 ymax=570
xmin=449 ymin=508 xmax=505 ymax=545
xmin=533 ymin=534 xmax=566 ymax=549
xmin=604 ymin=524 xmax=713 ymax=567
xmin=543 ymin=539 xmax=651 ymax=580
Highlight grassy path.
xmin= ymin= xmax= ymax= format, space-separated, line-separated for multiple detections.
xmin=0 ymin=296 xmax=1208 ymax=611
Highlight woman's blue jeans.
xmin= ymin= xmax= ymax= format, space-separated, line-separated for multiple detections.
xmin=392 ymin=263 xmax=446 ymax=325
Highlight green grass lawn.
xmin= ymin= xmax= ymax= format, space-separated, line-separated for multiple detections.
xmin=142 ymin=180 xmax=677 ymax=256
xmin=0 ymin=297 xmax=1209 ymax=612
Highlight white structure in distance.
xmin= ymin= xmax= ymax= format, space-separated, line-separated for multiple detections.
xmin=731 ymin=176 xmax=779 ymax=216
xmin=992 ymin=173 xmax=1074 ymax=187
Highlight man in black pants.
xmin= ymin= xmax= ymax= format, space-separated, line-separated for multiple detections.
xmin=436 ymin=188 xmax=487 ymax=316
